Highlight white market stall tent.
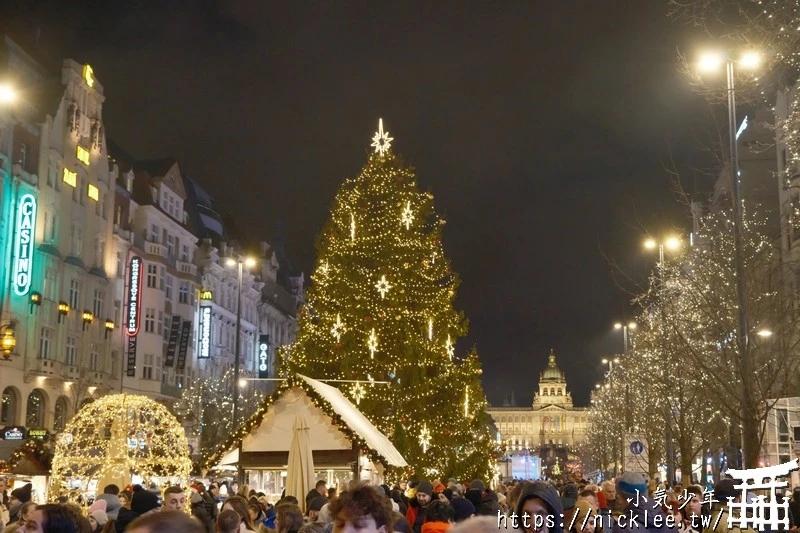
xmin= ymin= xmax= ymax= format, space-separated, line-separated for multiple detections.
xmin=207 ymin=374 xmax=406 ymax=503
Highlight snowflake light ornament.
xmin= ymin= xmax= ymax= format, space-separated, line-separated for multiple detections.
xmin=401 ymin=201 xmax=414 ymax=230
xmin=351 ymin=382 xmax=366 ymax=405
xmin=331 ymin=314 xmax=345 ymax=341
xmin=419 ymin=423 xmax=432 ymax=454
xmin=445 ymin=335 xmax=454 ymax=359
xmin=350 ymin=213 xmax=356 ymax=242
xmin=375 ymin=275 xmax=392 ymax=298
xmin=371 ymin=118 xmax=393 ymax=157
xmin=428 ymin=318 xmax=433 ymax=341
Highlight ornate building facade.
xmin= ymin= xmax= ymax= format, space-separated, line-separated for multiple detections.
xmin=487 ymin=350 xmax=588 ymax=479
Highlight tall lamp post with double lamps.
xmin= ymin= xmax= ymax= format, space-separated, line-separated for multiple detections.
xmin=644 ymin=235 xmax=681 ymax=483
xmin=614 ymin=322 xmax=636 ymax=353
xmin=226 ymin=254 xmax=256 ymax=484
xmin=697 ymin=49 xmax=760 ymax=469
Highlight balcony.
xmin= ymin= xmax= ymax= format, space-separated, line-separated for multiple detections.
xmin=33 ymin=358 xmax=59 ymax=376
xmin=64 ymin=365 xmax=81 ymax=381
xmin=145 ymin=241 xmax=167 ymax=258
xmin=176 ymin=261 xmax=197 ymax=276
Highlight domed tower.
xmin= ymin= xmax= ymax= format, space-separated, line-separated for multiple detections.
xmin=533 ymin=349 xmax=573 ymax=408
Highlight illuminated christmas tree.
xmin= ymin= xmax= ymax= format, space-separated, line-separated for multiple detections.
xmin=280 ymin=120 xmax=496 ymax=479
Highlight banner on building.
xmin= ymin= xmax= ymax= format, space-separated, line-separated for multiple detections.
xmin=258 ymin=335 xmax=270 ymax=379
xmin=177 ymin=320 xmax=191 ymax=369
xmin=126 ymin=256 xmax=143 ymax=336
xmin=198 ymin=305 xmax=212 ymax=359
xmin=126 ymin=335 xmax=138 ymax=377
xmin=164 ymin=315 xmax=181 ymax=367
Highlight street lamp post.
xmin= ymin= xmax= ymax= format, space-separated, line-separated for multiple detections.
xmin=226 ymin=255 xmax=256 ymax=484
xmin=614 ymin=322 xmax=636 ymax=353
xmin=644 ymin=236 xmax=681 ymax=483
xmin=698 ymin=50 xmax=760 ymax=469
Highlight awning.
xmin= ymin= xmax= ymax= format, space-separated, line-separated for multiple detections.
xmin=297 ymin=374 xmax=407 ymax=467
xmin=216 ymin=447 xmax=238 ymax=467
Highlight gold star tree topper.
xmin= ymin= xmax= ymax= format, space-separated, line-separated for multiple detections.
xmin=371 ymin=118 xmax=393 ymax=156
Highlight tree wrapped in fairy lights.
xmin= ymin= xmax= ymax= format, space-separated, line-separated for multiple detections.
xmin=279 ymin=120 xmax=496 ymax=480
xmin=174 ymin=368 xmax=264 ymax=457
xmin=588 ymin=204 xmax=800 ymax=477
xmin=49 ymin=394 xmax=192 ymax=501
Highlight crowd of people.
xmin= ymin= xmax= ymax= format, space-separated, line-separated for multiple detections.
xmin=0 ymin=471 xmax=788 ymax=532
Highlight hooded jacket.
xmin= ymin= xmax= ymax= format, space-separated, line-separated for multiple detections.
xmin=516 ymin=482 xmax=564 ymax=533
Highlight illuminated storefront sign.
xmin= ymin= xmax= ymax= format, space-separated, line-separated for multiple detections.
xmin=13 ymin=194 xmax=36 ymax=296
xmin=200 ymin=289 xmax=213 ymax=301
xmin=126 ymin=257 xmax=143 ymax=336
xmin=198 ymin=306 xmax=212 ymax=359
xmin=2 ymin=426 xmax=25 ymax=440
xmin=258 ymin=335 xmax=270 ymax=379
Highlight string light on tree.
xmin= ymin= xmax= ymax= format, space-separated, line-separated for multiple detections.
xmin=401 ymin=201 xmax=414 ymax=230
xmin=371 ymin=118 xmax=393 ymax=157
xmin=375 ymin=275 xmax=392 ymax=299
xmin=367 ymin=328 xmax=378 ymax=359
xmin=331 ymin=314 xmax=345 ymax=342
xmin=419 ymin=423 xmax=432 ymax=454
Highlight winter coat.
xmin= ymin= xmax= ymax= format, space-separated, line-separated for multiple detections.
xmin=192 ymin=499 xmax=214 ymax=533
xmin=700 ymin=503 xmax=756 ymax=533
xmin=405 ymin=499 xmax=428 ymax=533
xmin=114 ymin=507 xmax=140 ymax=532
xmin=202 ymin=491 xmax=218 ymax=521
xmin=475 ymin=490 xmax=501 ymax=517
xmin=612 ymin=496 xmax=671 ymax=533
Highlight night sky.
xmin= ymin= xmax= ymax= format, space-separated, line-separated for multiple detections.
xmin=2 ymin=1 xmax=719 ymax=407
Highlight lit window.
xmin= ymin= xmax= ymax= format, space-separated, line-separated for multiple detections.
xmin=87 ymin=184 xmax=99 ymax=201
xmin=76 ymin=146 xmax=90 ymax=165
xmin=63 ymin=168 xmax=77 ymax=187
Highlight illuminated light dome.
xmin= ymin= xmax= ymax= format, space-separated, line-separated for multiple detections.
xmin=540 ymin=349 xmax=566 ymax=382
xmin=49 ymin=394 xmax=191 ymax=501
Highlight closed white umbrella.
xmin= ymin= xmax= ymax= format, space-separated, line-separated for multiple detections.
xmin=284 ymin=414 xmax=315 ymax=513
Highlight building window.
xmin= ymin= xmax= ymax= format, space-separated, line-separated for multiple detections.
xmin=69 ymin=280 xmax=80 ymax=309
xmin=54 ymin=397 xmax=68 ymax=432
xmin=156 ymin=355 xmax=162 ymax=382
xmin=165 ymin=275 xmax=173 ymax=301
xmin=46 ymin=164 xmax=54 ymax=187
xmin=163 ymin=315 xmax=172 ymax=341
xmin=47 ymin=212 xmax=57 ymax=242
xmin=93 ymin=289 xmax=104 ymax=317
xmin=19 ymin=143 xmax=27 ymax=168
xmin=147 ymin=264 xmax=157 ymax=288
xmin=63 ymin=168 xmax=77 ymax=188
xmin=116 ymin=252 xmax=123 ymax=278
xmin=65 ymin=336 xmax=77 ymax=366
xmin=159 ymin=266 xmax=165 ymax=290
xmin=113 ymin=300 xmax=121 ymax=327
xmin=145 ymin=308 xmax=155 ymax=333
xmin=157 ymin=310 xmax=163 ymax=336
xmin=167 ymin=234 xmax=175 ymax=256
xmin=149 ymin=224 xmax=159 ymax=243
xmin=179 ymin=282 xmax=189 ymax=304
xmin=181 ymin=245 xmax=189 ymax=262
xmin=1 ymin=388 xmax=16 ymax=425
xmin=38 ymin=329 xmax=52 ymax=359
xmin=142 ymin=354 xmax=154 ymax=380
xmin=70 ymin=223 xmax=83 ymax=256
xmin=90 ymin=345 xmax=99 ymax=372
xmin=25 ymin=390 xmax=45 ymax=428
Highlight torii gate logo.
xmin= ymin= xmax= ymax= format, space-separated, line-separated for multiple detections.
xmin=721 ymin=459 xmax=800 ymax=531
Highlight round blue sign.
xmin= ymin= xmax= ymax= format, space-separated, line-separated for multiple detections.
xmin=630 ymin=441 xmax=644 ymax=455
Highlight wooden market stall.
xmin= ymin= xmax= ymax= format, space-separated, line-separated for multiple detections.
xmin=206 ymin=374 xmax=407 ymax=501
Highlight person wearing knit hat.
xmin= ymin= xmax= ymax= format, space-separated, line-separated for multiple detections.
xmin=115 ymin=488 xmax=161 ymax=533
xmin=516 ymin=481 xmax=563 ymax=533
xmin=450 ymin=497 xmax=475 ymax=523
xmin=88 ymin=498 xmax=107 ymax=514
xmin=407 ymin=482 xmax=434 ymax=533
xmin=7 ymin=483 xmax=32 ymax=525
xmin=613 ymin=472 xmax=670 ymax=533
xmin=468 ymin=480 xmax=485 ymax=492
xmin=96 ymin=492 xmax=122 ymax=520
xmin=89 ymin=510 xmax=108 ymax=533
